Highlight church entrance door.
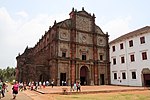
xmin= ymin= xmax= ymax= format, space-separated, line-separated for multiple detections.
xmin=80 ymin=66 xmax=89 ymax=85
xmin=60 ymin=73 xmax=66 ymax=86
xmin=143 ymin=74 xmax=150 ymax=87
xmin=100 ymin=74 xmax=105 ymax=85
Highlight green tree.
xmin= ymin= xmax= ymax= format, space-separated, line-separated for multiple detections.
xmin=0 ymin=67 xmax=16 ymax=82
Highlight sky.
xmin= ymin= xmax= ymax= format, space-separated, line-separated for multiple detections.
xmin=0 ymin=0 xmax=150 ymax=69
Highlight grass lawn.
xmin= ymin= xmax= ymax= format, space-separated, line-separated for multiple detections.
xmin=55 ymin=90 xmax=150 ymax=100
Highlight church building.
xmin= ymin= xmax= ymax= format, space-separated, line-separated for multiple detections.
xmin=16 ymin=7 xmax=110 ymax=86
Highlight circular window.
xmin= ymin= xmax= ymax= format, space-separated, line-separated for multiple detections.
xmin=62 ymin=33 xmax=66 ymax=37
xmin=98 ymin=38 xmax=103 ymax=44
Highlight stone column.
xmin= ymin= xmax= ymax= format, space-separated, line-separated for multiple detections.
xmin=90 ymin=64 xmax=94 ymax=85
xmin=57 ymin=61 xmax=60 ymax=86
xmin=98 ymin=64 xmax=100 ymax=85
xmin=70 ymin=60 xmax=76 ymax=85
xmin=94 ymin=64 xmax=98 ymax=85
xmin=68 ymin=62 xmax=71 ymax=85
xmin=76 ymin=63 xmax=80 ymax=82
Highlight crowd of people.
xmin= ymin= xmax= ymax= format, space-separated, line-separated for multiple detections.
xmin=0 ymin=79 xmax=19 ymax=99
xmin=17 ymin=80 xmax=55 ymax=91
xmin=71 ymin=82 xmax=81 ymax=92
xmin=0 ymin=79 xmax=54 ymax=99
xmin=0 ymin=79 xmax=81 ymax=99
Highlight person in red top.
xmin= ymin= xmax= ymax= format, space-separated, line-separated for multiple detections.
xmin=12 ymin=81 xmax=19 ymax=99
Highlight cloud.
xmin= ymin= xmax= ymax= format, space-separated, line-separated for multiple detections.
xmin=15 ymin=13 xmax=68 ymax=47
xmin=101 ymin=16 xmax=132 ymax=41
xmin=16 ymin=11 xmax=28 ymax=18
xmin=0 ymin=7 xmax=68 ymax=68
xmin=0 ymin=7 xmax=17 ymax=34
xmin=0 ymin=7 xmax=132 ymax=68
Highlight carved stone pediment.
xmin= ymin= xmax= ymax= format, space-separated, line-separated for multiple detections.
xmin=95 ymin=25 xmax=104 ymax=34
xmin=77 ymin=11 xmax=91 ymax=17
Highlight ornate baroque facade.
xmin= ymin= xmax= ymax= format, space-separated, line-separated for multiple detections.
xmin=16 ymin=8 xmax=110 ymax=86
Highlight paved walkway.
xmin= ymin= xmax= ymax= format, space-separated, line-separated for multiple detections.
xmin=0 ymin=84 xmax=33 ymax=100
xmin=35 ymin=85 xmax=148 ymax=94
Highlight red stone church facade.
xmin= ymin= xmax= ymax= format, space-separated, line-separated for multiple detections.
xmin=16 ymin=8 xmax=110 ymax=86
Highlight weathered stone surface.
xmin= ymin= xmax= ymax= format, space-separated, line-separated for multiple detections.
xmin=16 ymin=8 xmax=110 ymax=86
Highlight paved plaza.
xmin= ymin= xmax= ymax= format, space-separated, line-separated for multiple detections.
xmin=36 ymin=85 xmax=148 ymax=94
xmin=1 ymin=84 xmax=149 ymax=100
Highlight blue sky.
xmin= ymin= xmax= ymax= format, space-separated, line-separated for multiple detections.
xmin=0 ymin=0 xmax=150 ymax=69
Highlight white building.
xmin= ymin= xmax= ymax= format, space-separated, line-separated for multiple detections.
xmin=109 ymin=26 xmax=150 ymax=86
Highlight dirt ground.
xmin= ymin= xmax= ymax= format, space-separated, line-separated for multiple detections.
xmin=22 ymin=85 xmax=150 ymax=100
xmin=25 ymin=90 xmax=150 ymax=100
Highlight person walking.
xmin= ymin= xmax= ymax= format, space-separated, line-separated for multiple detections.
xmin=0 ymin=79 xmax=3 ymax=99
xmin=35 ymin=82 xmax=38 ymax=90
xmin=12 ymin=81 xmax=19 ymax=99
xmin=30 ymin=81 xmax=34 ymax=90
xmin=5 ymin=82 xmax=8 ymax=92
xmin=76 ymin=82 xmax=81 ymax=92
xmin=39 ymin=81 xmax=42 ymax=89
xmin=46 ymin=81 xmax=49 ymax=86
xmin=23 ymin=82 xmax=27 ymax=90
xmin=51 ymin=80 xmax=54 ymax=88
xmin=73 ymin=82 xmax=77 ymax=91
xmin=43 ymin=81 xmax=45 ymax=88
xmin=1 ymin=82 xmax=6 ymax=98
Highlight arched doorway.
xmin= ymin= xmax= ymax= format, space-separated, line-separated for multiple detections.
xmin=80 ymin=66 xmax=89 ymax=85
xmin=142 ymin=68 xmax=150 ymax=87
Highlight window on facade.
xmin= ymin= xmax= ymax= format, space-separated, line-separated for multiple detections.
xmin=120 ymin=43 xmax=124 ymax=49
xmin=121 ymin=56 xmax=125 ymax=63
xmin=51 ymin=46 xmax=53 ymax=57
xmin=129 ymin=40 xmax=133 ymax=47
xmin=52 ymin=34 xmax=54 ymax=39
xmin=130 ymin=54 xmax=135 ymax=62
xmin=100 ymin=54 xmax=103 ymax=61
xmin=132 ymin=72 xmax=136 ymax=79
xmin=113 ymin=58 xmax=116 ymax=65
xmin=62 ymin=52 xmax=66 ymax=57
xmin=47 ymin=38 xmax=49 ymax=42
xmin=112 ymin=46 xmax=115 ymax=52
xmin=114 ymin=73 xmax=117 ymax=79
xmin=142 ymin=52 xmax=147 ymax=60
xmin=140 ymin=36 xmax=145 ymax=44
xmin=82 ymin=54 xmax=86 ymax=60
xmin=122 ymin=72 xmax=126 ymax=79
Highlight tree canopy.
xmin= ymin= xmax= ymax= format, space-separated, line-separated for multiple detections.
xmin=0 ymin=67 xmax=16 ymax=82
